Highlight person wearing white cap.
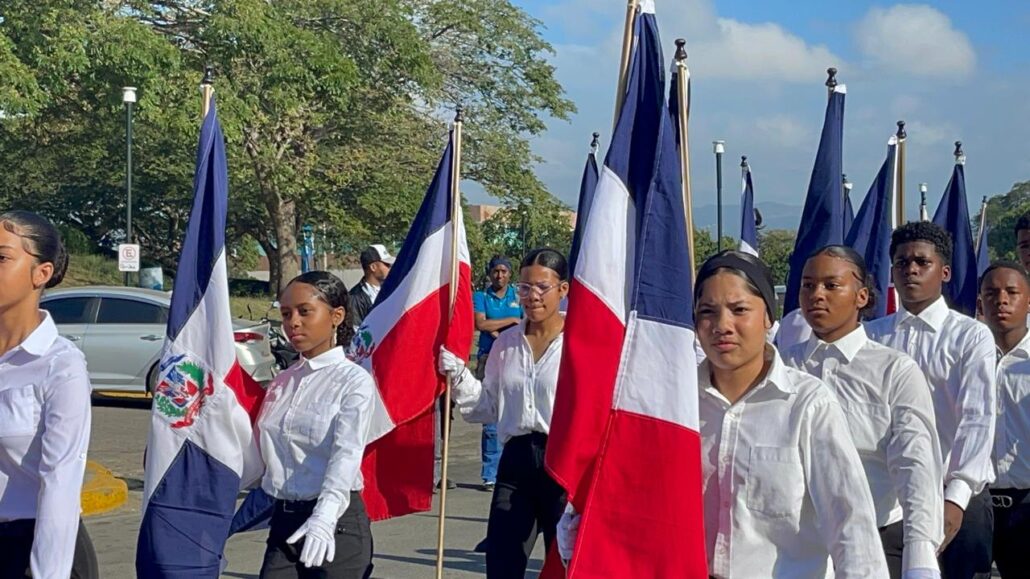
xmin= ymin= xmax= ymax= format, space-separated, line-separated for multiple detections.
xmin=348 ymin=244 xmax=395 ymax=327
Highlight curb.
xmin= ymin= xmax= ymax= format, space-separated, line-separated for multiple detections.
xmin=81 ymin=460 xmax=128 ymax=517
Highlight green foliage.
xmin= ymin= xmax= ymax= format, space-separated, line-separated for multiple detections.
xmin=479 ymin=198 xmax=574 ymax=269
xmin=62 ymin=254 xmax=123 ymax=287
xmin=0 ymin=0 xmax=573 ymax=294
xmin=693 ymin=229 xmax=738 ymax=265
xmin=979 ymin=181 xmax=1030 ymax=262
xmin=758 ymin=229 xmax=796 ymax=285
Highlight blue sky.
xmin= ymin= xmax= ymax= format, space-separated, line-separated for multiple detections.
xmin=469 ymin=0 xmax=1030 ymax=229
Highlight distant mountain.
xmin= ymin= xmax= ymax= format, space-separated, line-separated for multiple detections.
xmin=693 ymin=201 xmax=803 ymax=233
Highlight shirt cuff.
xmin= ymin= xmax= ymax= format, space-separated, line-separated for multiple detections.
xmin=902 ymin=540 xmax=939 ymax=574
xmin=944 ymin=480 xmax=973 ymax=510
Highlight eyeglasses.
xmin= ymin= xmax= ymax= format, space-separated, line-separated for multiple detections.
xmin=515 ymin=282 xmax=560 ymax=297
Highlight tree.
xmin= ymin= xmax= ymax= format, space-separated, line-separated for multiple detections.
xmin=693 ymin=229 xmax=737 ymax=265
xmin=977 ymin=180 xmax=1030 ymax=262
xmin=0 ymin=0 xmax=574 ymax=294
xmin=758 ymin=229 xmax=795 ymax=285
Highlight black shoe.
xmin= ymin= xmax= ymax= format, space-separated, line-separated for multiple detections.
xmin=480 ymin=480 xmax=495 ymax=492
xmin=474 ymin=537 xmax=489 ymax=553
xmin=435 ymin=479 xmax=456 ymax=492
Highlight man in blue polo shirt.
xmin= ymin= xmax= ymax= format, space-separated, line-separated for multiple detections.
xmin=472 ymin=255 xmax=522 ymax=491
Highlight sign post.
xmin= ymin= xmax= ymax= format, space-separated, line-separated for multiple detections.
xmin=118 ymin=244 xmax=141 ymax=275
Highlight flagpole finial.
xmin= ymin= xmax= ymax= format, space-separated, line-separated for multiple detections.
xmin=843 ymin=174 xmax=853 ymax=192
xmin=982 ymin=195 xmax=988 ymax=205
xmin=740 ymin=155 xmax=747 ymax=168
xmin=896 ymin=120 xmax=906 ymax=139
xmin=590 ymin=131 xmax=600 ymax=152
xmin=201 ymin=65 xmax=215 ymax=87
xmin=675 ymin=39 xmax=688 ymax=62
xmin=826 ymin=68 xmax=838 ymax=89
xmin=454 ymin=105 xmax=464 ymax=124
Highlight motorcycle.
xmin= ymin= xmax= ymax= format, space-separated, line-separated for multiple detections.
xmin=248 ymin=302 xmax=298 ymax=371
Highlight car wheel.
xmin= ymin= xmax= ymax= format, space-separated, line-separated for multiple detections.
xmin=146 ymin=363 xmax=159 ymax=397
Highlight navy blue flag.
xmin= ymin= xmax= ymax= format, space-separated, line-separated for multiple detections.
xmin=739 ymin=160 xmax=758 ymax=256
xmin=846 ymin=137 xmax=898 ymax=319
xmin=783 ymin=85 xmax=846 ymax=315
xmin=568 ymin=141 xmax=600 ymax=275
xmin=932 ymin=163 xmax=977 ymax=316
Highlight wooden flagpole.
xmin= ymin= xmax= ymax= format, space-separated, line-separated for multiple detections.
xmin=674 ymin=40 xmax=696 ymax=277
xmin=612 ymin=0 xmax=640 ymax=129
xmin=435 ymin=106 xmax=463 ymax=579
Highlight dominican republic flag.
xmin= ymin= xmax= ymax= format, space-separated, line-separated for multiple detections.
xmin=545 ymin=2 xmax=707 ymax=576
xmin=568 ymin=136 xmax=601 ymax=276
xmin=846 ymin=135 xmax=899 ymax=319
xmin=739 ymin=158 xmax=758 ymax=256
xmin=136 ymin=99 xmax=266 ymax=577
xmin=777 ymin=81 xmax=846 ymax=350
xmin=933 ymin=156 xmax=978 ymax=316
xmin=352 ymin=128 xmax=473 ymax=521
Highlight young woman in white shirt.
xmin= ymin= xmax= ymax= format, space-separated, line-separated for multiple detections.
xmin=438 ymin=247 xmax=569 ymax=579
xmin=559 ymin=250 xmax=888 ymax=578
xmin=0 ymin=211 xmax=96 ymax=579
xmin=256 ymin=271 xmax=375 ymax=579
xmin=783 ymin=246 xmax=944 ymax=579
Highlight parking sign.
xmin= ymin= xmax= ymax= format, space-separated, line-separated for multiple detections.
xmin=118 ymin=244 xmax=141 ymax=272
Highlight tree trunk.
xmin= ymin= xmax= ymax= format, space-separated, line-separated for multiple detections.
xmin=269 ymin=196 xmax=299 ymax=295
xmin=256 ymin=236 xmax=279 ymax=297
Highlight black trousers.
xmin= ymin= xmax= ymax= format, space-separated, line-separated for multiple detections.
xmin=940 ymin=489 xmax=994 ymax=579
xmin=0 ymin=519 xmax=98 ymax=579
xmin=485 ymin=432 xmax=566 ymax=579
xmin=991 ymin=488 xmax=1030 ymax=578
xmin=878 ymin=520 xmax=904 ymax=579
xmin=260 ymin=493 xmax=373 ymax=579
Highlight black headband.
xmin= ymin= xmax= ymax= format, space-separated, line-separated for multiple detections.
xmin=694 ymin=251 xmax=778 ymax=322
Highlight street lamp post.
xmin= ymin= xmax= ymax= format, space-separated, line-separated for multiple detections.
xmin=713 ymin=140 xmax=725 ymax=252
xmin=123 ymin=86 xmax=136 ymax=286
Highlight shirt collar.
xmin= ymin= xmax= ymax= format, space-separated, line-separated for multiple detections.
xmin=803 ymin=325 xmax=867 ymax=363
xmin=301 ymin=346 xmax=349 ymax=370
xmin=1001 ymin=329 xmax=1030 ymax=360
xmin=700 ymin=345 xmax=798 ymax=398
xmin=20 ymin=310 xmax=59 ymax=357
xmin=896 ymin=295 xmax=950 ymax=332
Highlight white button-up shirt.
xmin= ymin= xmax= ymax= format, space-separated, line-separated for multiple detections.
xmin=865 ymin=297 xmax=997 ymax=508
xmin=0 ymin=311 xmax=91 ymax=579
xmin=994 ymin=330 xmax=1030 ymax=489
xmin=784 ymin=326 xmax=943 ymax=575
xmin=257 ymin=346 xmax=374 ymax=522
xmin=452 ymin=320 xmax=561 ymax=443
xmin=700 ymin=348 xmax=888 ymax=579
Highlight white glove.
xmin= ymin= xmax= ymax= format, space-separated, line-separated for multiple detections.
xmin=556 ymin=504 xmax=581 ymax=565
xmin=286 ymin=515 xmax=337 ymax=568
xmin=438 ymin=346 xmax=466 ymax=379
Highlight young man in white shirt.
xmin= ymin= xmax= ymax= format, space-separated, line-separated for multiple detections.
xmin=865 ymin=222 xmax=996 ymax=579
xmin=977 ymin=261 xmax=1030 ymax=578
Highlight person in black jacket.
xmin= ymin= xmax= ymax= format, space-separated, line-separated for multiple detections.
xmin=348 ymin=244 xmax=395 ymax=327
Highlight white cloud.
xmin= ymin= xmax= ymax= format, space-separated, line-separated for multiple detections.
xmin=855 ymin=4 xmax=976 ymax=78
xmin=687 ymin=18 xmax=842 ymax=83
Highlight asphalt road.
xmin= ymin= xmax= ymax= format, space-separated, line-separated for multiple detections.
xmin=86 ymin=395 xmax=545 ymax=578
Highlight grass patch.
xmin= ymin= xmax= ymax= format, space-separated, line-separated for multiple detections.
xmin=64 ymin=254 xmax=124 ymax=287
xmin=63 ymin=254 xmax=278 ymax=321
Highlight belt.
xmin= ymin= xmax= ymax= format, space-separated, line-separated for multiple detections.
xmin=991 ymin=488 xmax=1030 ymax=509
xmin=275 ymin=498 xmax=318 ymax=514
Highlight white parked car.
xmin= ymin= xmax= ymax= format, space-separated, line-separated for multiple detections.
xmin=41 ymin=286 xmax=276 ymax=393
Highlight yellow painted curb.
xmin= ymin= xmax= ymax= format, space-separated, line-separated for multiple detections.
xmin=81 ymin=461 xmax=128 ymax=517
